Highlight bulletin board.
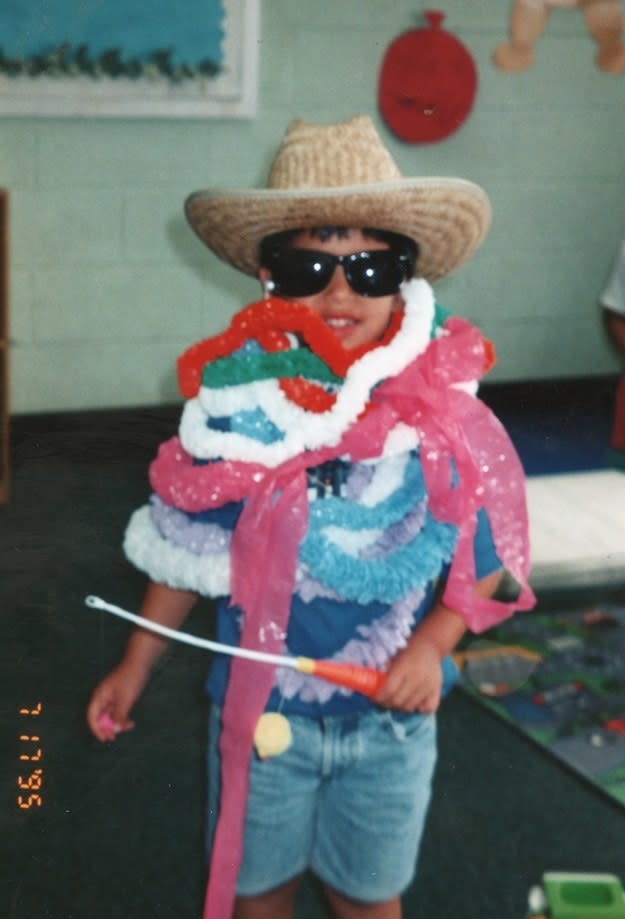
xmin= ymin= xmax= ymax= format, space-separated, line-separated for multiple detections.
xmin=0 ymin=0 xmax=259 ymax=118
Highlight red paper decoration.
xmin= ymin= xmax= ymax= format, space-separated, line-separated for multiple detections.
xmin=378 ymin=10 xmax=477 ymax=144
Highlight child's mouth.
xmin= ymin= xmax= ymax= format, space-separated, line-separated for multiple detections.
xmin=325 ymin=317 xmax=357 ymax=338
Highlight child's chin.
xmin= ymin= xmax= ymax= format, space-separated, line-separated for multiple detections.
xmin=326 ymin=330 xmax=359 ymax=351
xmin=325 ymin=325 xmax=358 ymax=345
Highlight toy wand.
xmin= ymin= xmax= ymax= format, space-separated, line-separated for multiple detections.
xmin=85 ymin=595 xmax=387 ymax=699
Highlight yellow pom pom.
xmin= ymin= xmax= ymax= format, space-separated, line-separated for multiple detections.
xmin=253 ymin=713 xmax=292 ymax=760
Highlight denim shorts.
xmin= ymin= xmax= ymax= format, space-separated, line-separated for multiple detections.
xmin=207 ymin=705 xmax=437 ymax=902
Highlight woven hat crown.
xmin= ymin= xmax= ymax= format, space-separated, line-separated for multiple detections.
xmin=268 ymin=116 xmax=403 ymax=190
xmin=184 ymin=114 xmax=491 ymax=281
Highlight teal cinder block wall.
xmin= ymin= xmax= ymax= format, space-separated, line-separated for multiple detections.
xmin=2 ymin=0 xmax=625 ymax=413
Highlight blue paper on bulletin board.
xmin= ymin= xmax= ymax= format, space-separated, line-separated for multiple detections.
xmin=0 ymin=0 xmax=224 ymax=69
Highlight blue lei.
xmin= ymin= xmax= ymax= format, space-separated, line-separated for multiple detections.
xmin=300 ymin=455 xmax=458 ymax=604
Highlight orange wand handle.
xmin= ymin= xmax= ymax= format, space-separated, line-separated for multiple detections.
xmin=296 ymin=657 xmax=387 ymax=698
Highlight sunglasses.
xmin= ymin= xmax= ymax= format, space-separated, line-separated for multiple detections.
xmin=264 ymin=248 xmax=413 ymax=299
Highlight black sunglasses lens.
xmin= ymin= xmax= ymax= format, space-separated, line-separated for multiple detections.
xmin=345 ymin=251 xmax=405 ymax=297
xmin=267 ymin=249 xmax=408 ymax=298
xmin=268 ymin=250 xmax=334 ymax=297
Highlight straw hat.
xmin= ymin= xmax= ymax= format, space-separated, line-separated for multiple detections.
xmin=184 ymin=115 xmax=491 ymax=283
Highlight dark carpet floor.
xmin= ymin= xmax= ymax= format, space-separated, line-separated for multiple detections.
xmin=2 ymin=381 xmax=624 ymax=919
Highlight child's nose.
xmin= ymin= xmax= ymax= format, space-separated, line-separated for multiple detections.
xmin=323 ymin=263 xmax=353 ymax=301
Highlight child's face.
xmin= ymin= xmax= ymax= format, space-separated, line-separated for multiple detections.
xmin=261 ymin=228 xmax=404 ymax=350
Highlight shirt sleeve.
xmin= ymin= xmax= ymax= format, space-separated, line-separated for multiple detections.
xmin=473 ymin=506 xmax=502 ymax=579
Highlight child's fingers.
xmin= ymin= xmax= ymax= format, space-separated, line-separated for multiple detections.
xmin=415 ymin=687 xmax=441 ymax=714
xmin=86 ymin=684 xmax=134 ymax=742
xmin=88 ymin=707 xmax=118 ymax=742
xmin=86 ymin=689 xmax=108 ymax=738
xmin=373 ymin=676 xmax=412 ymax=709
xmin=108 ymin=704 xmax=136 ymax=735
xmin=98 ymin=710 xmax=135 ymax=740
xmin=374 ymin=671 xmax=441 ymax=713
xmin=96 ymin=711 xmax=121 ymax=741
xmin=89 ymin=705 xmax=134 ymax=742
xmin=87 ymin=706 xmax=114 ymax=742
xmin=374 ymin=665 xmax=418 ymax=708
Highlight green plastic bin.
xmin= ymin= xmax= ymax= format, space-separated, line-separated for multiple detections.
xmin=542 ymin=872 xmax=625 ymax=919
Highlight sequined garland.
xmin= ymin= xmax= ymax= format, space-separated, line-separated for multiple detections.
xmin=143 ymin=276 xmax=534 ymax=624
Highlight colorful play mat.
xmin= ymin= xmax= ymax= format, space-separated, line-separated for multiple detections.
xmin=460 ymin=602 xmax=625 ymax=808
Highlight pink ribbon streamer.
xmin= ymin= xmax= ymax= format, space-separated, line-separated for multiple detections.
xmin=372 ymin=317 xmax=535 ymax=629
xmin=203 ymin=469 xmax=309 ymax=919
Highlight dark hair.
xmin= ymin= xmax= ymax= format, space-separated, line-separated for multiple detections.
xmin=259 ymin=227 xmax=419 ymax=278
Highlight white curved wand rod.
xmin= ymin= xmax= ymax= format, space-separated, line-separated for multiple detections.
xmin=85 ymin=594 xmax=294 ymax=668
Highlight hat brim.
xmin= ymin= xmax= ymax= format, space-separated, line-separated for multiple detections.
xmin=184 ymin=177 xmax=491 ymax=283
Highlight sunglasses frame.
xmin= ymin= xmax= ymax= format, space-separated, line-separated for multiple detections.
xmin=264 ymin=247 xmax=413 ymax=299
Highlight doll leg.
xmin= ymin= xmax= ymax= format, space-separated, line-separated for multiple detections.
xmin=583 ymin=0 xmax=625 ymax=72
xmin=493 ymin=0 xmax=551 ymax=71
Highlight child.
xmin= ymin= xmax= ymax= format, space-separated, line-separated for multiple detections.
xmin=87 ymin=115 xmax=534 ymax=919
xmin=601 ymin=238 xmax=625 ymax=468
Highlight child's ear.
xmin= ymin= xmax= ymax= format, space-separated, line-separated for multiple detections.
xmin=258 ymin=267 xmax=275 ymax=297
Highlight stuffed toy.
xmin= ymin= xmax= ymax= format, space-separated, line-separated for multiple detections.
xmin=493 ymin=0 xmax=625 ymax=73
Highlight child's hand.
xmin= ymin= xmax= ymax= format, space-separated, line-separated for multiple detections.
xmin=86 ymin=662 xmax=149 ymax=742
xmin=373 ymin=633 xmax=443 ymax=713
xmin=86 ymin=583 xmax=198 ymax=742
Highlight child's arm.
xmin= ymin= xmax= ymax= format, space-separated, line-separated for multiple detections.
xmin=604 ymin=309 xmax=625 ymax=355
xmin=86 ymin=581 xmax=197 ymax=742
xmin=373 ymin=570 xmax=502 ymax=714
